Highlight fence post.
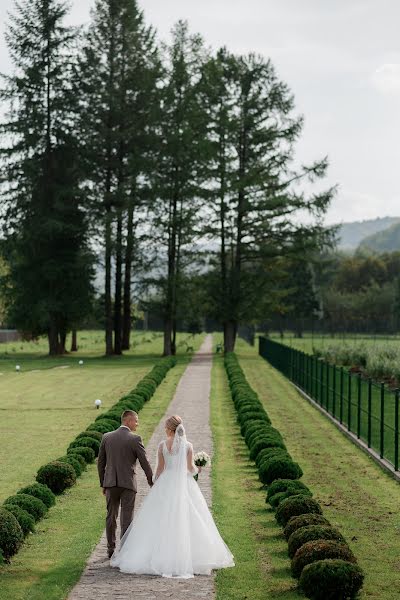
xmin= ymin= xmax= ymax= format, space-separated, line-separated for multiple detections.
xmin=380 ymin=383 xmax=385 ymax=459
xmin=320 ymin=360 xmax=324 ymax=406
xmin=395 ymin=390 xmax=399 ymax=472
xmin=357 ymin=373 xmax=361 ymax=439
xmin=340 ymin=367 xmax=344 ymax=424
xmin=332 ymin=365 xmax=336 ymax=417
xmin=367 ymin=379 xmax=372 ymax=448
xmin=347 ymin=372 xmax=352 ymax=432
xmin=326 ymin=363 xmax=330 ymax=411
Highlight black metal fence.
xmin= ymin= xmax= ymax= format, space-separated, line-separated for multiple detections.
xmin=259 ymin=336 xmax=400 ymax=472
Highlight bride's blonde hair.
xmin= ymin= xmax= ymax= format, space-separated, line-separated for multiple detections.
xmin=165 ymin=415 xmax=182 ymax=432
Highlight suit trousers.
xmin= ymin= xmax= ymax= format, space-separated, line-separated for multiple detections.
xmin=105 ymin=486 xmax=136 ymax=555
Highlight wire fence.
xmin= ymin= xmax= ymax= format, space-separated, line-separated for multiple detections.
xmin=258 ymin=336 xmax=400 ymax=472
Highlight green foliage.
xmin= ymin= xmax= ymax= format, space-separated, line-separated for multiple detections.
xmin=288 ymin=525 xmax=347 ymax=559
xmin=68 ymin=436 xmax=100 ymax=457
xmin=292 ymin=540 xmax=356 ymax=579
xmin=18 ymin=483 xmax=56 ymax=509
xmin=4 ymin=504 xmax=35 ymax=537
xmin=4 ymin=494 xmax=47 ymax=522
xmin=269 ymin=488 xmax=312 ymax=509
xmin=259 ymin=457 xmax=303 ymax=486
xmin=267 ymin=479 xmax=311 ymax=502
xmin=86 ymin=420 xmax=116 ymax=434
xmin=299 ymin=559 xmax=364 ymax=600
xmin=57 ymin=455 xmax=83 ymax=477
xmin=36 ymin=461 xmax=77 ymax=494
xmin=283 ymin=513 xmax=331 ymax=542
xmin=77 ymin=430 xmax=103 ymax=443
xmin=67 ymin=446 xmax=95 ymax=464
xmin=276 ymin=495 xmax=322 ymax=527
xmin=0 ymin=508 xmax=24 ymax=559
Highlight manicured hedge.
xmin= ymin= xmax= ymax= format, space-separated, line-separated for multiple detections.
xmin=223 ymin=351 xmax=363 ymax=598
xmin=0 ymin=355 xmax=177 ymax=564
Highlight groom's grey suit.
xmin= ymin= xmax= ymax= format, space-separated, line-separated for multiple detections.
xmin=97 ymin=425 xmax=153 ymax=557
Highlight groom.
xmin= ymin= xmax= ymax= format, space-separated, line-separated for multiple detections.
xmin=97 ymin=410 xmax=153 ymax=558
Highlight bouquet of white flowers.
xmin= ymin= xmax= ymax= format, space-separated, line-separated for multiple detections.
xmin=193 ymin=451 xmax=211 ymax=481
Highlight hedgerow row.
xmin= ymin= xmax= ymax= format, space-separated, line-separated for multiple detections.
xmin=0 ymin=356 xmax=176 ymax=565
xmin=224 ymin=352 xmax=364 ymax=600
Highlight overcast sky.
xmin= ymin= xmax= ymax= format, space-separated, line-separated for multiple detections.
xmin=1 ymin=0 xmax=399 ymax=225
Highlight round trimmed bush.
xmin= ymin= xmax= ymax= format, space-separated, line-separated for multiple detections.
xmin=267 ymin=478 xmax=311 ymax=502
xmin=240 ymin=412 xmax=270 ymax=430
xmin=78 ymin=430 xmax=103 ymax=443
xmin=299 ymin=559 xmax=364 ymax=600
xmin=249 ymin=437 xmax=286 ymax=461
xmin=4 ymin=504 xmax=35 ymax=537
xmin=0 ymin=508 xmax=24 ymax=559
xmin=292 ymin=540 xmax=357 ymax=579
xmin=247 ymin=425 xmax=282 ymax=446
xmin=18 ymin=483 xmax=56 ymax=509
xmin=284 ymin=514 xmax=331 ymax=541
xmin=87 ymin=419 xmax=116 ymax=433
xmin=242 ymin=420 xmax=271 ymax=439
xmin=36 ymin=461 xmax=76 ymax=494
xmin=260 ymin=458 xmax=303 ymax=486
xmin=57 ymin=455 xmax=83 ymax=477
xmin=288 ymin=525 xmax=347 ymax=559
xmin=68 ymin=436 xmax=100 ymax=457
xmin=258 ymin=448 xmax=289 ymax=469
xmin=276 ymin=495 xmax=322 ymax=527
xmin=269 ymin=487 xmax=313 ymax=509
xmin=4 ymin=493 xmax=47 ymax=521
xmin=67 ymin=446 xmax=95 ymax=464
xmin=94 ymin=414 xmax=119 ymax=428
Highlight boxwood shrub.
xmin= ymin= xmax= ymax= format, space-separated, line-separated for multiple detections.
xmin=4 ymin=504 xmax=35 ymax=537
xmin=57 ymin=455 xmax=83 ymax=477
xmin=18 ymin=483 xmax=56 ymax=509
xmin=269 ymin=488 xmax=312 ymax=509
xmin=0 ymin=508 xmax=24 ymax=559
xmin=258 ymin=448 xmax=289 ymax=469
xmin=4 ymin=493 xmax=47 ymax=522
xmin=276 ymin=495 xmax=322 ymax=527
xmin=299 ymin=559 xmax=364 ymax=600
xmin=77 ymin=430 xmax=103 ymax=443
xmin=292 ymin=540 xmax=357 ymax=579
xmin=68 ymin=436 xmax=100 ymax=457
xmin=91 ymin=417 xmax=119 ymax=431
xmin=260 ymin=457 xmax=303 ymax=486
xmin=288 ymin=525 xmax=347 ymax=559
xmin=67 ymin=446 xmax=95 ymax=464
xmin=36 ymin=461 xmax=76 ymax=494
xmin=249 ymin=437 xmax=287 ymax=462
xmin=284 ymin=514 xmax=331 ymax=541
xmin=267 ymin=479 xmax=311 ymax=502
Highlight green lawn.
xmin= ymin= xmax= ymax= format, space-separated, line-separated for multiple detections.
xmin=269 ymin=332 xmax=400 ymax=355
xmin=0 ymin=331 xmax=204 ymax=600
xmin=236 ymin=339 xmax=400 ymax=600
xmin=211 ymin=354 xmax=299 ymax=600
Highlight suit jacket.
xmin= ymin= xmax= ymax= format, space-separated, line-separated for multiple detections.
xmin=97 ymin=426 xmax=153 ymax=492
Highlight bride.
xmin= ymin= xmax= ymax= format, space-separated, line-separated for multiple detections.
xmin=110 ymin=415 xmax=235 ymax=578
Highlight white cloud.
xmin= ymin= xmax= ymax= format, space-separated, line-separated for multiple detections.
xmin=371 ymin=63 xmax=400 ymax=94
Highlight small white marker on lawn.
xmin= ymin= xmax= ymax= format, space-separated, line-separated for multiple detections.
xmin=95 ymin=399 xmax=102 ymax=409
xmin=15 ymin=365 xmax=21 ymax=372
xmin=79 ymin=360 xmax=84 ymax=365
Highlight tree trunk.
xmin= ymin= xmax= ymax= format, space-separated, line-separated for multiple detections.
xmin=122 ymin=187 xmax=135 ymax=350
xmin=224 ymin=320 xmax=237 ymax=353
xmin=48 ymin=320 xmax=59 ymax=356
xmin=114 ymin=208 xmax=123 ymax=355
xmin=59 ymin=330 xmax=67 ymax=354
xmin=163 ymin=318 xmax=173 ymax=356
xmin=71 ymin=329 xmax=78 ymax=351
xmin=171 ymin=320 xmax=177 ymax=356
xmin=104 ymin=207 xmax=114 ymax=355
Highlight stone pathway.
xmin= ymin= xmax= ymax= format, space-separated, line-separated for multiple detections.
xmin=68 ymin=335 xmax=215 ymax=600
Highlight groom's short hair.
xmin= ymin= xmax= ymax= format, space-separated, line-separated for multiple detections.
xmin=121 ymin=410 xmax=138 ymax=422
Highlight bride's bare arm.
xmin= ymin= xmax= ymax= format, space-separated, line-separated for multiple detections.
xmin=187 ymin=443 xmax=199 ymax=475
xmin=153 ymin=443 xmax=165 ymax=482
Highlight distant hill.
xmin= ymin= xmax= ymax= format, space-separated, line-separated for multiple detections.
xmin=358 ymin=221 xmax=400 ymax=252
xmin=336 ymin=216 xmax=400 ymax=250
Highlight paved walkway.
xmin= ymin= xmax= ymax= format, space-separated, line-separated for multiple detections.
xmin=68 ymin=335 xmax=215 ymax=600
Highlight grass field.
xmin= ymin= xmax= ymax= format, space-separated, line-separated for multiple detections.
xmin=236 ymin=339 xmax=400 ymax=600
xmin=269 ymin=332 xmax=400 ymax=355
xmin=211 ymin=354 xmax=299 ymax=600
xmin=0 ymin=330 xmax=204 ymax=600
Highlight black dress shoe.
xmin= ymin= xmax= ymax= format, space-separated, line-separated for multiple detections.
xmin=108 ymin=550 xmax=114 ymax=559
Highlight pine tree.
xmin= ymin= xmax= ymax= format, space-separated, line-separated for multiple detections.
xmin=0 ymin=0 xmax=94 ymax=355
xmin=77 ymin=0 xmax=160 ymax=355
xmin=202 ymin=50 xmax=335 ymax=351
xmin=149 ymin=21 xmax=209 ymax=355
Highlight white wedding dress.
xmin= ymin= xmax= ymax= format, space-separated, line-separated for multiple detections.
xmin=110 ymin=424 xmax=234 ymax=578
